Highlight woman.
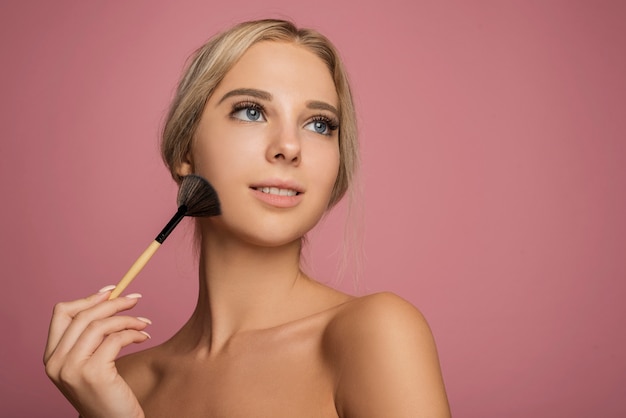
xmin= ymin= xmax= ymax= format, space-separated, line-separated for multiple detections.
xmin=44 ymin=19 xmax=450 ymax=417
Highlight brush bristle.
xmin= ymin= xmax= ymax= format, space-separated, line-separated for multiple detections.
xmin=177 ymin=175 xmax=221 ymax=217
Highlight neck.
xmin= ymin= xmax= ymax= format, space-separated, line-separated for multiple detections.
xmin=181 ymin=226 xmax=308 ymax=354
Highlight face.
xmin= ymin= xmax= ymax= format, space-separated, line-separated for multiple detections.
xmin=179 ymin=41 xmax=340 ymax=247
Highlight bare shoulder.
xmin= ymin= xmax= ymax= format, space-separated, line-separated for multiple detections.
xmin=328 ymin=292 xmax=429 ymax=333
xmin=116 ymin=346 xmax=161 ymax=401
xmin=325 ymin=292 xmax=434 ymax=352
xmin=325 ymin=292 xmax=450 ymax=418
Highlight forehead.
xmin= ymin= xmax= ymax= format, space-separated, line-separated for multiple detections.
xmin=213 ymin=41 xmax=338 ymax=106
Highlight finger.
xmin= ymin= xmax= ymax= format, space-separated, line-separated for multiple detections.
xmin=90 ymin=329 xmax=151 ymax=365
xmin=45 ymin=287 xmax=115 ymax=363
xmin=47 ymin=294 xmax=142 ymax=363
xmin=67 ymin=316 xmax=151 ymax=362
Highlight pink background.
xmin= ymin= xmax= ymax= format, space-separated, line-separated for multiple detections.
xmin=1 ymin=1 xmax=625 ymax=416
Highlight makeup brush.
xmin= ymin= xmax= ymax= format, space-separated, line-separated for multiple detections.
xmin=109 ymin=174 xmax=221 ymax=299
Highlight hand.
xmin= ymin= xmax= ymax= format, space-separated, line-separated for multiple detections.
xmin=44 ymin=286 xmax=150 ymax=418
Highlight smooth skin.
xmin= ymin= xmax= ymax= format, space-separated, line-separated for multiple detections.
xmin=44 ymin=41 xmax=450 ymax=417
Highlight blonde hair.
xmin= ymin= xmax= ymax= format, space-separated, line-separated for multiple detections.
xmin=161 ymin=19 xmax=358 ymax=207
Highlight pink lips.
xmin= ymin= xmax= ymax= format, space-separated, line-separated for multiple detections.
xmin=249 ymin=179 xmax=304 ymax=208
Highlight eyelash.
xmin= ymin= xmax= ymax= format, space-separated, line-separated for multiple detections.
xmin=309 ymin=115 xmax=339 ymax=136
xmin=230 ymin=101 xmax=265 ymax=119
xmin=229 ymin=100 xmax=339 ymax=135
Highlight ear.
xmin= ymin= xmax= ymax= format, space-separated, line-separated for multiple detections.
xmin=175 ymin=152 xmax=194 ymax=178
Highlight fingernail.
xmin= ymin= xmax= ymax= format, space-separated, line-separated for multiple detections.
xmin=140 ymin=330 xmax=151 ymax=339
xmin=98 ymin=285 xmax=116 ymax=293
xmin=124 ymin=293 xmax=143 ymax=299
xmin=137 ymin=317 xmax=152 ymax=325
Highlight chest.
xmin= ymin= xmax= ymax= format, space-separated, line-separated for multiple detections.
xmin=140 ymin=333 xmax=339 ymax=418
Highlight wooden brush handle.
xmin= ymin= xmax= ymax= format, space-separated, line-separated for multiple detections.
xmin=109 ymin=240 xmax=161 ymax=299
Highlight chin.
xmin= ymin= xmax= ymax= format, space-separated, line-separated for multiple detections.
xmin=247 ymin=235 xmax=303 ymax=249
xmin=239 ymin=222 xmax=313 ymax=248
xmin=199 ymin=216 xmax=313 ymax=249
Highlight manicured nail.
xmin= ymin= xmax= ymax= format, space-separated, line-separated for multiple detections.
xmin=98 ymin=285 xmax=116 ymax=293
xmin=140 ymin=330 xmax=151 ymax=339
xmin=124 ymin=293 xmax=143 ymax=299
xmin=137 ymin=317 xmax=152 ymax=325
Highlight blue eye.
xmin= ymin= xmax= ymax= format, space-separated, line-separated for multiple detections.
xmin=231 ymin=102 xmax=266 ymax=122
xmin=305 ymin=117 xmax=338 ymax=136
xmin=313 ymin=121 xmax=327 ymax=133
xmin=245 ymin=108 xmax=261 ymax=121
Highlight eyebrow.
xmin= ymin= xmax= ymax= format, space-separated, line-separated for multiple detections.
xmin=307 ymin=100 xmax=339 ymax=118
xmin=218 ymin=88 xmax=339 ymax=118
xmin=218 ymin=88 xmax=273 ymax=104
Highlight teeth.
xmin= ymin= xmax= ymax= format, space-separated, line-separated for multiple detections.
xmin=257 ymin=187 xmax=297 ymax=196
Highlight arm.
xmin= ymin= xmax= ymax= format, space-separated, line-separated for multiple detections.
xmin=331 ymin=293 xmax=450 ymax=418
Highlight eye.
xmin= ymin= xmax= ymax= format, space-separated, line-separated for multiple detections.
xmin=231 ymin=102 xmax=266 ymax=122
xmin=305 ymin=116 xmax=339 ymax=136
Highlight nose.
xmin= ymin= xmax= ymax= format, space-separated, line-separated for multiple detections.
xmin=266 ymin=126 xmax=301 ymax=165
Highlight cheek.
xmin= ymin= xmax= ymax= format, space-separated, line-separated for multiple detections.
xmin=312 ymin=143 xmax=341 ymax=191
xmin=191 ymin=129 xmax=260 ymax=182
xmin=300 ymin=142 xmax=340 ymax=216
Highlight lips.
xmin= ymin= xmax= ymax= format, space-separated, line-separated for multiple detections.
xmin=249 ymin=179 xmax=305 ymax=208
xmin=254 ymin=186 xmax=299 ymax=196
xmin=250 ymin=179 xmax=304 ymax=195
